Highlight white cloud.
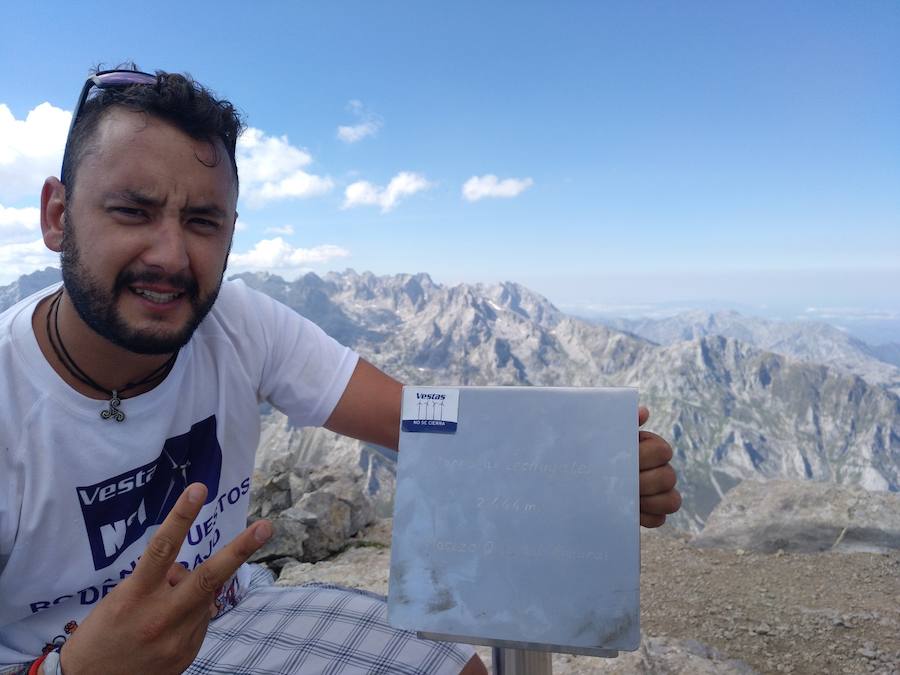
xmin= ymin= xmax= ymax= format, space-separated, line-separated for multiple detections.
xmin=0 ymin=239 xmax=58 ymax=284
xmin=343 ymin=172 xmax=432 ymax=213
xmin=0 ymin=204 xmax=44 ymax=281
xmin=0 ymin=107 xmax=338 ymax=211
xmin=228 ymin=237 xmax=350 ymax=278
xmin=264 ymin=224 xmax=294 ymax=236
xmin=0 ymin=204 xmax=41 ymax=240
xmin=0 ymin=102 xmax=70 ymax=202
xmin=337 ymin=100 xmax=383 ymax=144
xmin=251 ymin=172 xmax=334 ymax=206
xmin=237 ymin=127 xmax=334 ymax=207
xmin=462 ymin=174 xmax=534 ymax=202
xmin=343 ymin=181 xmax=380 ymax=207
xmin=338 ymin=122 xmax=380 ymax=144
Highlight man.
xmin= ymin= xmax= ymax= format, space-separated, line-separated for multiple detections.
xmin=0 ymin=69 xmax=681 ymax=674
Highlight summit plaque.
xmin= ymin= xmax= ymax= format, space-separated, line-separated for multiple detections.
xmin=387 ymin=386 xmax=640 ymax=655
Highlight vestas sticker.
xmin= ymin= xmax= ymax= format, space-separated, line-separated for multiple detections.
xmin=76 ymin=415 xmax=222 ymax=570
xmin=401 ymin=387 xmax=460 ymax=434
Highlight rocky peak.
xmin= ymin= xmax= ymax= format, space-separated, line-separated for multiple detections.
xmin=0 ymin=267 xmax=60 ymax=308
xmin=692 ymin=479 xmax=900 ymax=553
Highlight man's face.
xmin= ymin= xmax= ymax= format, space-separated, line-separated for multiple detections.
xmin=60 ymin=108 xmax=237 ymax=354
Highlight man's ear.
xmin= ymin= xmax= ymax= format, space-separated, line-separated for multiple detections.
xmin=41 ymin=177 xmax=67 ymax=253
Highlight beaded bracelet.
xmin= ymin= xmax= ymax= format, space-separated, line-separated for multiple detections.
xmin=27 ymin=651 xmax=49 ymax=675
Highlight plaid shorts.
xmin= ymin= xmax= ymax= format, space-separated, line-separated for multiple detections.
xmin=186 ymin=565 xmax=475 ymax=674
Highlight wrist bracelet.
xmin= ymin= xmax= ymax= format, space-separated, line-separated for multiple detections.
xmin=26 ymin=649 xmax=63 ymax=675
xmin=42 ymin=650 xmax=63 ymax=675
xmin=26 ymin=652 xmax=48 ymax=675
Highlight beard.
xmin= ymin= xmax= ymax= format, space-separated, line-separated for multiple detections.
xmin=60 ymin=213 xmax=226 ymax=355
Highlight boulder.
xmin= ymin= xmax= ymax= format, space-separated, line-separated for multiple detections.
xmin=256 ymin=409 xmax=394 ymax=514
xmin=248 ymin=505 xmax=310 ymax=562
xmin=276 ymin=517 xmax=393 ymax=593
xmin=249 ymin=471 xmax=292 ymax=519
xmin=293 ymin=490 xmax=352 ymax=560
xmin=315 ymin=472 xmax=376 ymax=534
xmin=248 ymin=462 xmax=376 ymax=562
xmin=692 ymin=480 xmax=900 ymax=553
xmin=256 ymin=412 xmax=373 ymax=479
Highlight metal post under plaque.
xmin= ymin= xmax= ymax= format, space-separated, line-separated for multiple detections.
xmin=387 ymin=386 xmax=640 ymax=666
xmin=492 ymin=647 xmax=552 ymax=675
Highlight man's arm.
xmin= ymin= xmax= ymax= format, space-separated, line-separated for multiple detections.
xmin=324 ymin=358 xmax=403 ymax=451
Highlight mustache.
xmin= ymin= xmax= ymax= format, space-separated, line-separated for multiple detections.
xmin=114 ymin=270 xmax=200 ymax=298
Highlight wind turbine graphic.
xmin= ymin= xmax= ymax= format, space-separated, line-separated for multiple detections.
xmin=154 ymin=448 xmax=193 ymax=523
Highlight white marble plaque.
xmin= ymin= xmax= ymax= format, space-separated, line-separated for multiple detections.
xmin=388 ymin=386 xmax=640 ymax=654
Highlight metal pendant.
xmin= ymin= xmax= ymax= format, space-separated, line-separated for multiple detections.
xmin=100 ymin=391 xmax=126 ymax=422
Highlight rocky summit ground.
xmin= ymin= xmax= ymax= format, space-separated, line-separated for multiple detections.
xmin=638 ymin=528 xmax=900 ymax=675
xmin=274 ymin=520 xmax=900 ymax=675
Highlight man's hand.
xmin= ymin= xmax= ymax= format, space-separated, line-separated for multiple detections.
xmin=57 ymin=484 xmax=272 ymax=675
xmin=638 ymin=406 xmax=682 ymax=528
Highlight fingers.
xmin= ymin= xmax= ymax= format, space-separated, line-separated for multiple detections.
xmin=635 ymin=410 xmax=681 ymax=528
xmin=639 ymin=435 xmax=682 ymax=526
xmin=641 ymin=513 xmax=667 ymax=528
xmin=640 ymin=489 xmax=682 ymax=516
xmin=175 ymin=520 xmax=272 ymax=610
xmin=131 ymin=483 xmax=208 ymax=590
xmin=639 ymin=463 xmax=677 ymax=497
xmin=639 ymin=432 xmax=673 ymax=470
xmin=166 ymin=562 xmax=190 ymax=587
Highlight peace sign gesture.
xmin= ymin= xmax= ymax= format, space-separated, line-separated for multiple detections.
xmin=56 ymin=484 xmax=271 ymax=675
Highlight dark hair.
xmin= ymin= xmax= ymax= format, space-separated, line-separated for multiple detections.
xmin=62 ymin=67 xmax=244 ymax=197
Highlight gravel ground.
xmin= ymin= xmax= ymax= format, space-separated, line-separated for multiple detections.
xmin=638 ymin=528 xmax=900 ymax=675
xmin=276 ymin=521 xmax=900 ymax=674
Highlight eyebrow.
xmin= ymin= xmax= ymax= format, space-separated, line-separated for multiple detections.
xmin=103 ymin=190 xmax=227 ymax=219
xmin=104 ymin=189 xmax=161 ymax=207
xmin=183 ymin=204 xmax=228 ymax=219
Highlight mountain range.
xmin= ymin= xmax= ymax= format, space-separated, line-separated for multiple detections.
xmin=3 ymin=267 xmax=898 ymax=531
xmin=598 ymin=310 xmax=900 ymax=394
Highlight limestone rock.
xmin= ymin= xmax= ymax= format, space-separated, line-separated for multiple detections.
xmin=256 ymin=417 xmax=365 ymax=478
xmin=692 ymin=480 xmax=900 ymax=553
xmin=247 ymin=471 xmax=292 ymax=520
xmin=248 ymin=505 xmax=310 ymax=562
xmin=275 ymin=517 xmax=393 ymax=593
xmin=277 ymin=546 xmax=391 ymax=596
xmin=352 ymin=517 xmax=392 ymax=547
xmin=294 ymin=490 xmax=352 ymax=561
xmin=317 ymin=473 xmax=376 ymax=534
xmin=249 ymin=463 xmax=376 ymax=562
xmin=256 ymin=411 xmax=395 ymax=518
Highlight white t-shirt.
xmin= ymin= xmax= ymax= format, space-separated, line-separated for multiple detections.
xmin=0 ymin=280 xmax=359 ymax=665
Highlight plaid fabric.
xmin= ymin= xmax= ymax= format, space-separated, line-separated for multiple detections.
xmin=186 ymin=565 xmax=475 ymax=674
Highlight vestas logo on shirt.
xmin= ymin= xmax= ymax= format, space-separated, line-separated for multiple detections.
xmin=76 ymin=415 xmax=222 ymax=570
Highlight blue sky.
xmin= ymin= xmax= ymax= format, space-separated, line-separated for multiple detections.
xmin=1 ymin=1 xmax=898 ymax=331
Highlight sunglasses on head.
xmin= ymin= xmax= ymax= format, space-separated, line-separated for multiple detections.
xmin=60 ymin=69 xmax=157 ymax=185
